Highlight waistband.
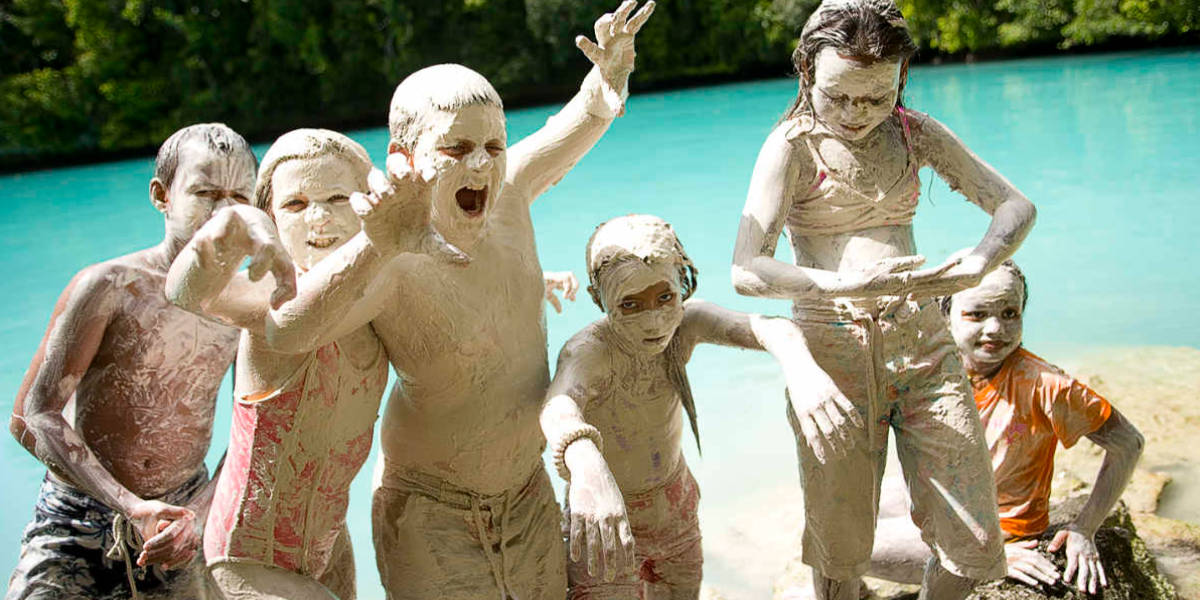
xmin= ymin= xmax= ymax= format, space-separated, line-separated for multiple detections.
xmin=45 ymin=467 xmax=208 ymax=512
xmin=791 ymin=295 xmax=932 ymax=324
xmin=378 ymin=461 xmax=544 ymax=510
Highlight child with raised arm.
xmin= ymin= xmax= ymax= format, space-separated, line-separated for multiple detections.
xmin=7 ymin=124 xmax=258 ymax=600
xmin=731 ymin=1 xmax=1037 ymax=598
xmin=865 ymin=262 xmax=1144 ymax=596
xmin=542 ymin=215 xmax=831 ymax=600
xmin=164 ymin=129 xmax=459 ymax=600
xmin=229 ymin=4 xmax=656 ymax=598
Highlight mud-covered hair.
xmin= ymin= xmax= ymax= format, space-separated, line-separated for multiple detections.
xmin=253 ymin=128 xmax=373 ymax=215
xmin=782 ymin=0 xmax=917 ymax=123
xmin=388 ymin=64 xmax=504 ymax=152
xmin=940 ymin=259 xmax=1029 ymax=315
xmin=585 ymin=215 xmax=698 ymax=312
xmin=154 ymin=123 xmax=256 ymax=189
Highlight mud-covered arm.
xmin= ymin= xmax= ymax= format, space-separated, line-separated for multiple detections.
xmin=1047 ymin=408 xmax=1142 ymax=592
xmin=1073 ymin=408 xmax=1143 ymax=537
xmin=905 ymin=113 xmax=1037 ymax=295
xmin=731 ymin=126 xmax=930 ymax=300
xmin=166 ymin=205 xmax=288 ymax=334
xmin=10 ymin=267 xmax=144 ymax=514
xmin=510 ymin=1 xmax=654 ymax=204
xmin=539 ymin=332 xmax=633 ymax=578
xmin=264 ymin=161 xmax=468 ymax=352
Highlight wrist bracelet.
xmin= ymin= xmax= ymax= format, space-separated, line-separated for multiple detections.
xmin=551 ymin=425 xmax=603 ymax=481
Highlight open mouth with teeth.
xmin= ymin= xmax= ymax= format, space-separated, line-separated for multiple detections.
xmin=306 ymin=237 xmax=338 ymax=249
xmin=455 ymin=186 xmax=488 ymax=217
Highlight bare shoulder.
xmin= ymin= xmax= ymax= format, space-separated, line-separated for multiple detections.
xmin=754 ymin=117 xmax=816 ymax=186
xmin=554 ymin=321 xmax=618 ymax=386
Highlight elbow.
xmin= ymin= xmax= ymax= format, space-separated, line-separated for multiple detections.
xmin=731 ymin=264 xmax=764 ymax=298
xmin=1126 ymin=427 xmax=1145 ymax=462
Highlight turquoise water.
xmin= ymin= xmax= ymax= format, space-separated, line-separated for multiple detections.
xmin=1 ymin=49 xmax=1198 ymax=597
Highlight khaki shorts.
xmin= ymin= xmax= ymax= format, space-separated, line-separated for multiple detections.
xmin=566 ymin=458 xmax=702 ymax=600
xmin=372 ymin=465 xmax=566 ymax=600
xmin=789 ymin=298 xmax=1005 ymax=581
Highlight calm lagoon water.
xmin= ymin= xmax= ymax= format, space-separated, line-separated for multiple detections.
xmin=1 ymin=49 xmax=1197 ymax=598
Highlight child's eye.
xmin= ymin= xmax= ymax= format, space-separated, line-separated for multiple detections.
xmin=485 ymin=142 xmax=505 ymax=157
xmin=1002 ymin=309 xmax=1020 ymax=319
xmin=962 ymin=311 xmax=985 ymax=321
xmin=620 ymin=300 xmax=639 ymax=311
xmin=658 ymin=292 xmax=675 ymax=303
xmin=232 ymin=194 xmax=250 ymax=205
xmin=281 ymin=199 xmax=307 ymax=212
xmin=329 ymin=195 xmax=350 ymax=204
xmin=439 ymin=143 xmax=472 ymax=159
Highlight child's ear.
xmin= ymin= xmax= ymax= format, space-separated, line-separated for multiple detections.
xmin=587 ymin=285 xmax=604 ymax=310
xmin=149 ymin=178 xmax=168 ymax=214
xmin=387 ymin=141 xmax=413 ymax=161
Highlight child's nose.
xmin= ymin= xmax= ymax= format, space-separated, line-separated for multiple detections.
xmin=467 ymin=148 xmax=492 ymax=171
xmin=305 ymin=202 xmax=332 ymax=224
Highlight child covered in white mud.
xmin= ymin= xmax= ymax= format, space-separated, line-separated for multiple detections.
xmin=164 ymin=129 xmax=460 ymax=600
xmin=8 ymin=123 xmax=257 ymax=600
xmin=864 ymin=262 xmax=1144 ymax=596
xmin=731 ymin=1 xmax=1038 ymax=598
xmin=542 ymin=214 xmax=827 ymax=599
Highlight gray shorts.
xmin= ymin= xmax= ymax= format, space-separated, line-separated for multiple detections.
xmin=6 ymin=471 xmax=207 ymax=600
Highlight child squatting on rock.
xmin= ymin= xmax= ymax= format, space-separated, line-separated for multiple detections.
xmin=731 ymin=0 xmax=1038 ymax=599
xmin=864 ymin=262 xmax=1144 ymax=596
xmin=541 ymin=214 xmax=831 ymax=600
xmin=8 ymin=124 xmax=258 ymax=600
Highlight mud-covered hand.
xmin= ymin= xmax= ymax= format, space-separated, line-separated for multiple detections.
xmin=902 ymin=248 xmax=989 ymax=299
xmin=785 ymin=362 xmax=864 ymax=464
xmin=1049 ymin=527 xmax=1107 ymax=594
xmin=567 ymin=446 xmax=635 ymax=582
xmin=1004 ymin=539 xmax=1060 ymax=588
xmin=350 ymin=153 xmax=469 ymax=265
xmin=128 ymin=500 xmax=196 ymax=570
xmin=190 ymin=205 xmax=297 ymax=310
xmin=544 ymin=271 xmax=579 ymax=314
xmin=576 ymin=0 xmax=655 ymax=116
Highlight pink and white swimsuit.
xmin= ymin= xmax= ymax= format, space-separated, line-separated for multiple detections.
xmin=204 ymin=339 xmax=387 ymax=577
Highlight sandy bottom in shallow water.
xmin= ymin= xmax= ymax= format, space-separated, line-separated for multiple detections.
xmin=695 ymin=345 xmax=1200 ymax=600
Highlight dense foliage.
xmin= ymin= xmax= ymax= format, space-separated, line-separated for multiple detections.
xmin=2 ymin=0 xmax=1196 ymax=168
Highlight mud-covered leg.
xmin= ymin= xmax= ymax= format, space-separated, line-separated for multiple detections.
xmin=919 ymin=556 xmax=976 ymax=600
xmin=811 ymin=569 xmax=861 ymax=600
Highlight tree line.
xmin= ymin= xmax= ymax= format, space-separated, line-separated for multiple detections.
xmin=2 ymin=0 xmax=1196 ymax=170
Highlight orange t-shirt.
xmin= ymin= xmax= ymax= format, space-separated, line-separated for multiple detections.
xmin=973 ymin=348 xmax=1112 ymax=539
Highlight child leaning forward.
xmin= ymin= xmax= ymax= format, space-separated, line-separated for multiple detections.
xmin=541 ymin=214 xmax=835 ymax=600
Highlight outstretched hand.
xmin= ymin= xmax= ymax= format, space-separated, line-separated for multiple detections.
xmin=576 ymin=0 xmax=655 ymax=116
xmin=1049 ymin=528 xmax=1107 ymax=594
xmin=544 ymin=271 xmax=579 ymax=314
xmin=193 ymin=205 xmax=297 ymax=309
xmin=127 ymin=499 xmax=197 ymax=570
xmin=785 ymin=363 xmax=863 ymax=464
xmin=350 ymin=153 xmax=469 ymax=266
xmin=566 ymin=445 xmax=635 ymax=582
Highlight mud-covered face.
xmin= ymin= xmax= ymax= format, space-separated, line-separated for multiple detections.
xmin=810 ymin=48 xmax=901 ymax=141
xmin=270 ymin=154 xmax=364 ymax=271
xmin=408 ymin=104 xmax=506 ymax=249
xmin=157 ymin=140 xmax=255 ymax=240
xmin=604 ymin=264 xmax=684 ymax=355
xmin=949 ymin=269 xmax=1025 ymax=377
